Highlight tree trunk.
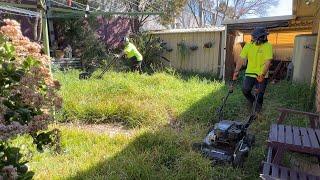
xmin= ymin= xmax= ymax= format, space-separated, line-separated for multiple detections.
xmin=37 ymin=15 xmax=43 ymax=42
xmin=187 ymin=2 xmax=200 ymax=27
xmin=199 ymin=0 xmax=203 ymax=27
xmin=222 ymin=0 xmax=229 ymax=21
xmin=33 ymin=16 xmax=39 ymax=41
xmin=131 ymin=18 xmax=141 ymax=33
xmin=130 ymin=0 xmax=141 ymax=33
xmin=213 ymin=0 xmax=219 ymax=26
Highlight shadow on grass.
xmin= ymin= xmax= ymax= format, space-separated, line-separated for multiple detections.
xmin=65 ymin=81 xmax=314 ymax=179
xmin=64 ymin=84 xmax=254 ymax=179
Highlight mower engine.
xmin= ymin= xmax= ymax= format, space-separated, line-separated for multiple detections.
xmin=193 ymin=81 xmax=258 ymax=167
xmin=204 ymin=120 xmax=245 ymax=147
xmin=197 ymin=119 xmax=255 ymax=167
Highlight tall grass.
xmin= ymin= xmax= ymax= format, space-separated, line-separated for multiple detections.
xmin=23 ymin=71 xmax=314 ymax=179
xmin=55 ymin=70 xmax=225 ymax=127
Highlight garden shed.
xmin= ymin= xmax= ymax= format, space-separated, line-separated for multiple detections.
xmin=222 ymin=14 xmax=315 ymax=81
xmin=221 ymin=0 xmax=320 ymax=113
xmin=152 ymin=27 xmax=225 ymax=75
xmin=222 ymin=0 xmax=320 ymax=82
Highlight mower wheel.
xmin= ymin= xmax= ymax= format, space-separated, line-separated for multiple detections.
xmin=79 ymin=72 xmax=91 ymax=80
xmin=232 ymin=151 xmax=245 ymax=168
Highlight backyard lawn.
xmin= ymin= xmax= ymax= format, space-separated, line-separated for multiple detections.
xmin=14 ymin=70 xmax=313 ymax=179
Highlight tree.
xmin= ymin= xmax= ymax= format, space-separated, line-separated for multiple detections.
xmin=220 ymin=0 xmax=279 ymax=20
xmin=178 ymin=0 xmax=222 ymax=28
xmin=179 ymin=0 xmax=279 ymax=27
xmin=72 ymin=0 xmax=187 ymax=33
xmin=122 ymin=0 xmax=187 ymax=33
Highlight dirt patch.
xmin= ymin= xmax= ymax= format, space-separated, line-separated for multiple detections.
xmin=62 ymin=123 xmax=135 ymax=137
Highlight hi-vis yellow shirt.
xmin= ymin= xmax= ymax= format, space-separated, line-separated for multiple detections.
xmin=240 ymin=42 xmax=273 ymax=78
xmin=124 ymin=42 xmax=143 ymax=61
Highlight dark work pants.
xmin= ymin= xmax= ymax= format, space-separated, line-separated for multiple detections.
xmin=129 ymin=56 xmax=142 ymax=73
xmin=242 ymin=76 xmax=268 ymax=106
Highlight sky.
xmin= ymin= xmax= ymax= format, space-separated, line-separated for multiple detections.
xmin=267 ymin=0 xmax=292 ymax=16
xmin=246 ymin=0 xmax=292 ymax=18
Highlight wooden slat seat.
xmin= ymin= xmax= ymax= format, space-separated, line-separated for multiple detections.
xmin=260 ymin=162 xmax=320 ymax=180
xmin=262 ymin=108 xmax=320 ymax=179
xmin=268 ymin=124 xmax=320 ymax=156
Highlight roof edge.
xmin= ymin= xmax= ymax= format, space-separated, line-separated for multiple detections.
xmin=149 ymin=27 xmax=226 ymax=34
xmin=222 ymin=15 xmax=296 ymax=25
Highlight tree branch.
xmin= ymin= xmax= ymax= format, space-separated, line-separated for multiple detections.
xmin=187 ymin=1 xmax=200 ymax=27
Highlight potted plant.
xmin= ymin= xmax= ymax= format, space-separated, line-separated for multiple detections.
xmin=55 ymin=50 xmax=64 ymax=59
xmin=190 ymin=45 xmax=198 ymax=51
xmin=204 ymin=41 xmax=214 ymax=48
xmin=177 ymin=40 xmax=189 ymax=59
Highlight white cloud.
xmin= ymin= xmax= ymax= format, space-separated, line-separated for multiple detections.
xmin=244 ymin=0 xmax=292 ymax=18
xmin=267 ymin=0 xmax=292 ymax=16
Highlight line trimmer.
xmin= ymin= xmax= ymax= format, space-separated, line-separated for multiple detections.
xmin=193 ymin=81 xmax=262 ymax=167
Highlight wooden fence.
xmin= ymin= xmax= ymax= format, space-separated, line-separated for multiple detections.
xmin=152 ymin=28 xmax=225 ymax=75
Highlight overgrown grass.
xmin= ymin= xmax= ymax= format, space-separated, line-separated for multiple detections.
xmin=55 ymin=70 xmax=225 ymax=127
xmin=21 ymin=71 xmax=314 ymax=179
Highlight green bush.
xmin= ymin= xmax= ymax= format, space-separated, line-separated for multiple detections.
xmin=0 ymin=19 xmax=62 ymax=179
xmin=131 ymin=33 xmax=167 ymax=72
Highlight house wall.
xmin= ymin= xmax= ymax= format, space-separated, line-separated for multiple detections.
xmin=315 ymin=25 xmax=320 ymax=112
xmin=314 ymin=9 xmax=320 ymax=112
xmin=316 ymin=45 xmax=320 ymax=112
xmin=154 ymin=31 xmax=222 ymax=74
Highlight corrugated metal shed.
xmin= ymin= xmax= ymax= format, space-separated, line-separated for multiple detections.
xmin=152 ymin=28 xmax=225 ymax=75
xmin=151 ymin=27 xmax=225 ymax=34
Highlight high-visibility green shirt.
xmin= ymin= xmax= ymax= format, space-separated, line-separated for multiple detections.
xmin=124 ymin=42 xmax=143 ymax=61
xmin=240 ymin=42 xmax=273 ymax=78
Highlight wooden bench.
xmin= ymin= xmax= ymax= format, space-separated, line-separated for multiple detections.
xmin=277 ymin=108 xmax=319 ymax=129
xmin=261 ymin=108 xmax=320 ymax=179
xmin=266 ymin=108 xmax=320 ymax=165
xmin=260 ymin=162 xmax=320 ymax=180
xmin=267 ymin=124 xmax=320 ymax=164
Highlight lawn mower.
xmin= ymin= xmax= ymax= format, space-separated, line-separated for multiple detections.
xmin=193 ymin=81 xmax=262 ymax=167
xmin=79 ymin=54 xmax=118 ymax=80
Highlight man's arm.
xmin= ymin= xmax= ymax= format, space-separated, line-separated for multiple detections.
xmin=233 ymin=43 xmax=248 ymax=80
xmin=235 ymin=58 xmax=245 ymax=73
xmin=233 ymin=58 xmax=245 ymax=80
xmin=261 ymin=59 xmax=272 ymax=76
xmin=118 ymin=51 xmax=125 ymax=57
xmin=256 ymin=59 xmax=271 ymax=83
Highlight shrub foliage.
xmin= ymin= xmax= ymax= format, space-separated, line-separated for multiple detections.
xmin=0 ymin=19 xmax=62 ymax=179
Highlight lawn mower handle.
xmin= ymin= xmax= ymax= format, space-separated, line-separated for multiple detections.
xmin=216 ymin=80 xmax=235 ymax=121
xmin=243 ymin=80 xmax=264 ymax=130
xmin=96 ymin=55 xmax=119 ymax=79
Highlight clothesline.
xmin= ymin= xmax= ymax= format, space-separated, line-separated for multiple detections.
xmin=0 ymin=10 xmax=38 ymax=18
xmin=0 ymin=4 xmax=40 ymax=17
